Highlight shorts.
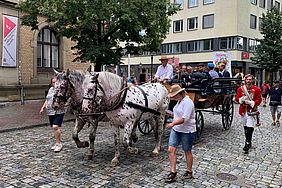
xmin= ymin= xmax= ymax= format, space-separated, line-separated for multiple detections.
xmin=48 ymin=114 xmax=64 ymax=127
xmin=168 ymin=129 xmax=195 ymax=152
xmin=241 ymin=114 xmax=256 ymax=127
xmin=270 ymin=105 xmax=282 ymax=115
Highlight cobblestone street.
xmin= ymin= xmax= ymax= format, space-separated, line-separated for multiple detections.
xmin=0 ymin=104 xmax=281 ymax=188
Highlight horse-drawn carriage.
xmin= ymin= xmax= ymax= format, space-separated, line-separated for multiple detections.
xmin=138 ymin=76 xmax=241 ymax=143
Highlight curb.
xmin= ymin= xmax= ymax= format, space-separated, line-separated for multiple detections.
xmin=0 ymin=118 xmax=75 ymax=133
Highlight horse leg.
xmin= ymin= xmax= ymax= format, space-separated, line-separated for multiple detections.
xmin=123 ymin=121 xmax=139 ymax=155
xmin=131 ymin=122 xmax=138 ymax=143
xmin=72 ymin=118 xmax=89 ymax=148
xmin=84 ymin=119 xmax=99 ymax=160
xmin=152 ymin=115 xmax=165 ymax=157
xmin=111 ymin=124 xmax=121 ymax=167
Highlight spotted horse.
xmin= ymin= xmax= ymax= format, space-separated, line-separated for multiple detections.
xmin=82 ymin=71 xmax=170 ymax=166
xmin=52 ymin=69 xmax=105 ymax=160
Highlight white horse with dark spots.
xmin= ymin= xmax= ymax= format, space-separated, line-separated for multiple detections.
xmin=82 ymin=71 xmax=170 ymax=166
xmin=52 ymin=69 xmax=104 ymax=160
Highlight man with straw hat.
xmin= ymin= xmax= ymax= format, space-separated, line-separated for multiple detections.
xmin=165 ymin=84 xmax=196 ymax=183
xmin=154 ymin=55 xmax=173 ymax=83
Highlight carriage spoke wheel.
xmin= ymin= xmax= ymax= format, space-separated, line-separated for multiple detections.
xmin=222 ymin=96 xmax=234 ymax=130
xmin=138 ymin=120 xmax=153 ymax=135
xmin=194 ymin=110 xmax=204 ymax=144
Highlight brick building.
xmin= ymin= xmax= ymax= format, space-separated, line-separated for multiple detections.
xmin=0 ymin=0 xmax=90 ymax=102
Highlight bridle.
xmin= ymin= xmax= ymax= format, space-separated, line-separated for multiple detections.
xmin=54 ymin=75 xmax=74 ymax=103
xmin=83 ymin=75 xmax=128 ymax=113
xmin=83 ymin=77 xmax=105 ymax=112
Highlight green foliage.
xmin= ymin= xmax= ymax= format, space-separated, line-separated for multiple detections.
xmin=19 ymin=0 xmax=178 ymax=71
xmin=252 ymin=7 xmax=282 ymax=72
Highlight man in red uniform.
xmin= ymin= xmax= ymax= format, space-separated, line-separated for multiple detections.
xmin=235 ymin=74 xmax=262 ymax=154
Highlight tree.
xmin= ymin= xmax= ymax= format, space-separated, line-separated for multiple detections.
xmin=252 ymin=7 xmax=282 ymax=81
xmin=19 ymin=0 xmax=179 ymax=71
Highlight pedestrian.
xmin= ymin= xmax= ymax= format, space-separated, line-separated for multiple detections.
xmin=269 ymin=80 xmax=282 ymax=126
xmin=235 ymin=74 xmax=262 ymax=154
xmin=40 ymin=77 xmax=66 ymax=152
xmin=218 ymin=63 xmax=230 ymax=78
xmin=154 ymin=55 xmax=173 ymax=84
xmin=139 ymin=68 xmax=147 ymax=83
xmin=261 ymin=80 xmax=271 ymax=107
xmin=165 ymin=84 xmax=196 ymax=183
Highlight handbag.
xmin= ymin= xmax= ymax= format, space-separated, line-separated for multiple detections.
xmin=247 ymin=111 xmax=260 ymax=116
xmin=269 ymin=101 xmax=281 ymax=106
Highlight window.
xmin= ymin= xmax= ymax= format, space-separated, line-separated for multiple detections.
xmin=188 ymin=0 xmax=198 ymax=8
xmin=259 ymin=17 xmax=263 ymax=31
xmin=187 ymin=17 xmax=198 ymax=30
xmin=251 ymin=0 xmax=257 ymax=5
xmin=203 ymin=0 xmax=214 ymax=5
xmin=200 ymin=39 xmax=213 ymax=51
xmin=173 ymin=20 xmax=183 ymax=32
xmin=174 ymin=0 xmax=184 ymax=9
xmin=259 ymin=0 xmax=266 ymax=8
xmin=250 ymin=14 xmax=257 ymax=29
xmin=267 ymin=0 xmax=273 ymax=10
xmin=275 ymin=1 xmax=280 ymax=10
xmin=236 ymin=37 xmax=245 ymax=50
xmin=219 ymin=37 xmax=236 ymax=50
xmin=249 ymin=39 xmax=257 ymax=52
xmin=186 ymin=41 xmax=200 ymax=52
xmin=161 ymin=43 xmax=182 ymax=54
xmin=202 ymin=14 xmax=214 ymax=29
xmin=37 ymin=28 xmax=59 ymax=68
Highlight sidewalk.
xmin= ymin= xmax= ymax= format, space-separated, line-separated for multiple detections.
xmin=0 ymin=100 xmax=75 ymax=133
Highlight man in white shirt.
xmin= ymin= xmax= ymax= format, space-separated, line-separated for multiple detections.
xmin=154 ymin=55 xmax=173 ymax=83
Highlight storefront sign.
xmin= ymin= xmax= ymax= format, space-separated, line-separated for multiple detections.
xmin=1 ymin=15 xmax=18 ymax=67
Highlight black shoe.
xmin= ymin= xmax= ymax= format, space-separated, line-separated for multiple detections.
xmin=183 ymin=171 xmax=194 ymax=179
xmin=243 ymin=142 xmax=250 ymax=154
xmin=165 ymin=172 xmax=177 ymax=183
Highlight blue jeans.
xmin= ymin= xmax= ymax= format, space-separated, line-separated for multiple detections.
xmin=168 ymin=129 xmax=195 ymax=152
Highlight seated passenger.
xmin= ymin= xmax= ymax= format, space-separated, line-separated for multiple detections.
xmin=207 ymin=63 xmax=220 ymax=93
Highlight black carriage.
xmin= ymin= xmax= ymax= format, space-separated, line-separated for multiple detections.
xmin=138 ymin=77 xmax=241 ymax=143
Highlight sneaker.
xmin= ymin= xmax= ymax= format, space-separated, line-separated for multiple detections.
xmin=165 ymin=172 xmax=177 ymax=183
xmin=51 ymin=143 xmax=58 ymax=150
xmin=54 ymin=143 xmax=63 ymax=152
xmin=183 ymin=171 xmax=194 ymax=179
xmin=263 ymin=104 xmax=266 ymax=107
xmin=276 ymin=121 xmax=280 ymax=127
xmin=243 ymin=142 xmax=250 ymax=154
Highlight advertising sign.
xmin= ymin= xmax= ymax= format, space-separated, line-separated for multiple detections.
xmin=213 ymin=52 xmax=232 ymax=77
xmin=2 ymin=15 xmax=18 ymax=67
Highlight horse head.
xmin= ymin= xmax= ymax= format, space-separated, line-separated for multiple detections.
xmin=52 ymin=69 xmax=76 ymax=110
xmin=82 ymin=72 xmax=104 ymax=114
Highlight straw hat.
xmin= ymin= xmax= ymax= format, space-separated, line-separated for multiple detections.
xmin=159 ymin=55 xmax=169 ymax=60
xmin=168 ymin=85 xmax=185 ymax=98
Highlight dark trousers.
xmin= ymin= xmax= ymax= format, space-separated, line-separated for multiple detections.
xmin=244 ymin=126 xmax=254 ymax=146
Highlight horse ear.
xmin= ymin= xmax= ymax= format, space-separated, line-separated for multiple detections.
xmin=86 ymin=65 xmax=91 ymax=72
xmin=53 ymin=68 xmax=60 ymax=75
xmin=66 ymin=69 xmax=70 ymax=77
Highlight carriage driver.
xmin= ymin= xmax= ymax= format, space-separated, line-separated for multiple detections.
xmin=235 ymin=74 xmax=262 ymax=154
xmin=154 ymin=55 xmax=173 ymax=84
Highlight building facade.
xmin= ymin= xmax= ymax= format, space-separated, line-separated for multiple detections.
xmin=0 ymin=0 xmax=90 ymax=101
xmin=124 ymin=0 xmax=282 ymax=84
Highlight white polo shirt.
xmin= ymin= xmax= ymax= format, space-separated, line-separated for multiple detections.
xmin=155 ymin=63 xmax=173 ymax=80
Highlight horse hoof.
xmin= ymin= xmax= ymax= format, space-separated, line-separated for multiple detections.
xmin=111 ymin=159 xmax=120 ymax=167
xmin=84 ymin=141 xmax=89 ymax=148
xmin=132 ymin=136 xmax=138 ymax=143
xmin=128 ymin=147 xmax=139 ymax=155
xmin=84 ymin=154 xmax=93 ymax=160
xmin=151 ymin=151 xmax=159 ymax=157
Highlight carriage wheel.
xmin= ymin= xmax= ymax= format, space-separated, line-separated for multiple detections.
xmin=194 ymin=110 xmax=204 ymax=144
xmin=138 ymin=120 xmax=153 ymax=135
xmin=222 ymin=96 xmax=234 ymax=130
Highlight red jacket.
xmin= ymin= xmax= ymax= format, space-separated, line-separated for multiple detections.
xmin=235 ymin=85 xmax=262 ymax=116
